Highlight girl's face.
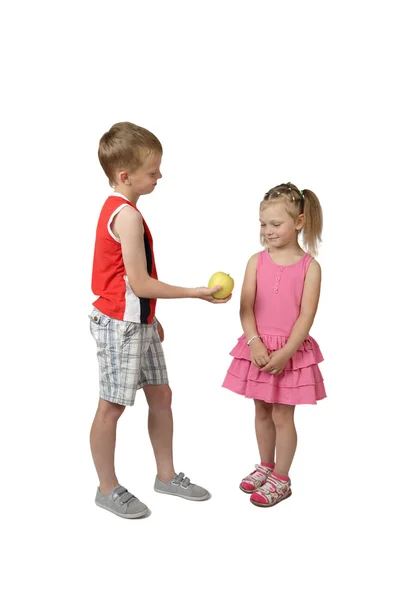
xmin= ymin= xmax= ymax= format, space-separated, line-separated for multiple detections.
xmin=260 ymin=203 xmax=304 ymax=248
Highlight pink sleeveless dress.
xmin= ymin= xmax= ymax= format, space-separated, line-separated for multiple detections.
xmin=222 ymin=250 xmax=326 ymax=405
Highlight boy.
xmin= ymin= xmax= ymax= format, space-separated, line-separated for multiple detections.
xmin=89 ymin=122 xmax=230 ymax=519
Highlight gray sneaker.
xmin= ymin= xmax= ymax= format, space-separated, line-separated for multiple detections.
xmin=154 ymin=472 xmax=210 ymax=501
xmin=95 ymin=485 xmax=149 ymax=519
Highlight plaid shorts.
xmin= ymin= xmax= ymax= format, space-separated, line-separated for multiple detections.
xmin=89 ymin=308 xmax=169 ymax=406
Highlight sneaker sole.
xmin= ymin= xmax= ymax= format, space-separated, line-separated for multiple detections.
xmin=154 ymin=488 xmax=211 ymax=501
xmin=95 ymin=501 xmax=149 ymax=519
xmin=250 ymin=489 xmax=292 ymax=507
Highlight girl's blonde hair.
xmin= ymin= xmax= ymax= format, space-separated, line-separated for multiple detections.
xmin=260 ymin=182 xmax=323 ymax=256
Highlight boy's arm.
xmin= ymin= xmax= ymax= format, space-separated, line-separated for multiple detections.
xmin=283 ymin=259 xmax=322 ymax=358
xmin=115 ymin=206 xmax=227 ymax=301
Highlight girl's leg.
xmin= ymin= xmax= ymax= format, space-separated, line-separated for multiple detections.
xmin=254 ymin=399 xmax=275 ymax=464
xmin=90 ymin=398 xmax=125 ymax=494
xmin=271 ymin=404 xmax=297 ymax=477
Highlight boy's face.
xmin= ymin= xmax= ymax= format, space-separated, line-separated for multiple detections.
xmin=119 ymin=152 xmax=163 ymax=196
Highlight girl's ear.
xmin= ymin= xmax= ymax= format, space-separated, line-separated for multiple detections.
xmin=296 ymin=213 xmax=305 ymax=231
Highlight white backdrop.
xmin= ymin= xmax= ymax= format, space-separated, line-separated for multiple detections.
xmin=1 ymin=1 xmax=398 ymax=599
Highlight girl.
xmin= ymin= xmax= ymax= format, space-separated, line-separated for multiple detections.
xmin=222 ymin=182 xmax=326 ymax=507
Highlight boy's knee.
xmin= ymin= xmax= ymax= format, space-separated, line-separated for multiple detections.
xmin=147 ymin=385 xmax=172 ymax=411
xmin=97 ymin=399 xmax=125 ymax=421
xmin=156 ymin=387 xmax=172 ymax=410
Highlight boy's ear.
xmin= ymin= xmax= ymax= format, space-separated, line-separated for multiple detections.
xmin=118 ymin=170 xmax=130 ymax=185
xmin=296 ymin=213 xmax=305 ymax=231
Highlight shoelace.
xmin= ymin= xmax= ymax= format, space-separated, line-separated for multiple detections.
xmin=244 ymin=464 xmax=270 ymax=485
xmin=112 ymin=486 xmax=137 ymax=506
xmin=172 ymin=472 xmax=191 ymax=488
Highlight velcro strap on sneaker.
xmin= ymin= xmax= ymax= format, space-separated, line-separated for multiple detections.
xmin=173 ymin=473 xmax=184 ymax=484
xmin=173 ymin=473 xmax=191 ymax=487
xmin=119 ymin=491 xmax=136 ymax=505
xmin=112 ymin=486 xmax=136 ymax=505
xmin=113 ymin=486 xmax=127 ymax=495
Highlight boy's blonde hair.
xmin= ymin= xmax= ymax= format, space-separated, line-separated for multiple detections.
xmin=98 ymin=122 xmax=163 ymax=186
xmin=260 ymin=182 xmax=323 ymax=256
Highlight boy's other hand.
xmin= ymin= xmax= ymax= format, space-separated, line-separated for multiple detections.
xmin=195 ymin=286 xmax=232 ymax=303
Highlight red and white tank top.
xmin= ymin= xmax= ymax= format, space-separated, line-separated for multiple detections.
xmin=91 ymin=193 xmax=157 ymax=323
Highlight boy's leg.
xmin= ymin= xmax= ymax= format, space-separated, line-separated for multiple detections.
xmin=145 ymin=383 xmax=210 ymax=501
xmin=89 ymin=311 xmax=150 ymax=517
xmin=144 ymin=384 xmax=175 ymax=482
xmin=90 ymin=398 xmax=125 ymax=494
xmin=91 ymin=396 xmax=149 ymax=518
xmin=141 ymin=321 xmax=209 ymax=500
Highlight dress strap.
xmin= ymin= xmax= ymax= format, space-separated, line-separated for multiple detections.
xmin=303 ymin=253 xmax=314 ymax=269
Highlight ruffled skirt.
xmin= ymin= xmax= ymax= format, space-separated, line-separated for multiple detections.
xmin=222 ymin=333 xmax=326 ymax=405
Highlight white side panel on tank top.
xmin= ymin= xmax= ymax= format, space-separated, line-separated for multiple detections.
xmin=123 ymin=275 xmax=141 ymax=322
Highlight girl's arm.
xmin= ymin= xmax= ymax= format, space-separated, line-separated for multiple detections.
xmin=283 ymin=259 xmax=322 ymax=357
xmin=240 ymin=253 xmax=270 ymax=368
xmin=239 ymin=253 xmax=260 ymax=340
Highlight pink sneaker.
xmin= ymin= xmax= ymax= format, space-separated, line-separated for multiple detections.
xmin=250 ymin=474 xmax=292 ymax=507
xmin=239 ymin=464 xmax=274 ymax=493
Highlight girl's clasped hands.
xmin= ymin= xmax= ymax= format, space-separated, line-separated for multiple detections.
xmin=250 ymin=339 xmax=290 ymax=376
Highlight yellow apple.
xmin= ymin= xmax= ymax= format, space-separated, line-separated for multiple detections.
xmin=208 ymin=272 xmax=234 ymax=299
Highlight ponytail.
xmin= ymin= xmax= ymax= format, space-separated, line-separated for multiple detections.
xmin=302 ymin=189 xmax=323 ymax=256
